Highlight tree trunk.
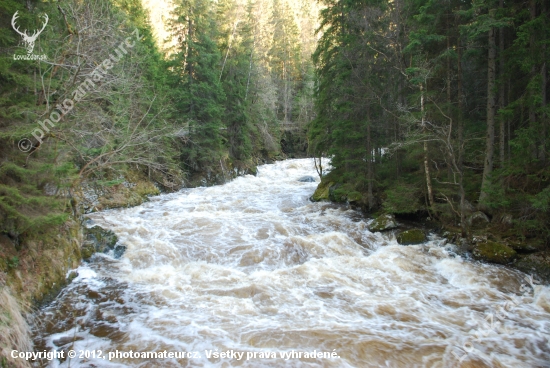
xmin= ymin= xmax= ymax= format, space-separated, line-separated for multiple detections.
xmin=529 ymin=0 xmax=537 ymax=159
xmin=220 ymin=20 xmax=240 ymax=81
xmin=421 ymin=83 xmax=435 ymax=210
xmin=479 ymin=25 xmax=496 ymax=207
xmin=187 ymin=15 xmax=194 ymax=117
xmin=541 ymin=0 xmax=547 ymax=163
xmin=499 ymin=0 xmax=506 ymax=167
xmin=457 ymin=33 xmax=466 ymax=236
xmin=447 ymin=34 xmax=453 ymax=181
xmin=366 ymin=106 xmax=374 ymax=210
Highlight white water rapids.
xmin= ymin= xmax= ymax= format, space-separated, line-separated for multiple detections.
xmin=33 ymin=159 xmax=550 ymax=367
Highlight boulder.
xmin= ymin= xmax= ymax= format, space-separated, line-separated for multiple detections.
xmin=515 ymin=251 xmax=550 ymax=284
xmin=467 ymin=211 xmax=490 ymax=229
xmin=311 ymin=181 xmax=334 ymax=202
xmin=505 ymin=239 xmax=545 ymax=254
xmin=368 ymin=214 xmax=398 ymax=232
xmin=472 ymin=241 xmax=517 ymax=264
xmin=298 ymin=176 xmax=316 ymax=183
xmin=81 ymin=242 xmax=96 ymax=260
xmin=82 ymin=225 xmax=120 ymax=259
xmin=396 ymin=229 xmax=426 ymax=245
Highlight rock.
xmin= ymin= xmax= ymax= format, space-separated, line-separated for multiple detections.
xmin=113 ymin=245 xmax=127 ymax=259
xmin=298 ymin=176 xmax=316 ymax=182
xmin=83 ymin=225 xmax=120 ymax=259
xmin=515 ymin=251 xmax=550 ymax=284
xmin=311 ymin=181 xmax=334 ymax=202
xmin=66 ymin=270 xmax=78 ymax=283
xmin=467 ymin=211 xmax=490 ymax=229
xmin=81 ymin=242 xmax=96 ymax=260
xmin=472 ymin=241 xmax=517 ymax=264
xmin=396 ymin=229 xmax=426 ymax=245
xmin=505 ymin=239 xmax=545 ymax=253
xmin=368 ymin=214 xmax=398 ymax=232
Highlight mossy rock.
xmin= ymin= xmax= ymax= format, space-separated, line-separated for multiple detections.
xmin=514 ymin=251 xmax=550 ymax=284
xmin=311 ymin=181 xmax=334 ymax=202
xmin=368 ymin=214 xmax=398 ymax=232
xmin=504 ymin=238 xmax=545 ymax=254
xmin=473 ymin=241 xmax=517 ymax=264
xmin=247 ymin=166 xmax=258 ymax=176
xmin=397 ymin=229 xmax=426 ymax=245
xmin=467 ymin=211 xmax=490 ymax=229
xmin=81 ymin=242 xmax=96 ymax=260
xmin=84 ymin=226 xmax=118 ymax=254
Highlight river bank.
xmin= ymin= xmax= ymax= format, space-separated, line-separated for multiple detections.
xmin=311 ymin=172 xmax=550 ymax=286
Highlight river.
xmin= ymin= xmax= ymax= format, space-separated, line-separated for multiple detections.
xmin=32 ymin=159 xmax=550 ymax=367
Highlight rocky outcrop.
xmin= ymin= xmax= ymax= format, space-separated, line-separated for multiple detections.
xmin=82 ymin=225 xmax=123 ymax=259
xmin=311 ymin=181 xmax=333 ymax=202
xmin=472 ymin=241 xmax=517 ymax=264
xmin=79 ymin=172 xmax=161 ymax=213
xmin=396 ymin=229 xmax=426 ymax=245
xmin=368 ymin=214 xmax=398 ymax=232
xmin=515 ymin=251 xmax=550 ymax=283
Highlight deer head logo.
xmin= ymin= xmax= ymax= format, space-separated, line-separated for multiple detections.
xmin=11 ymin=11 xmax=48 ymax=54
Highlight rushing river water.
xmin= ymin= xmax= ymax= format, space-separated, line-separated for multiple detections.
xmin=33 ymin=159 xmax=550 ymax=368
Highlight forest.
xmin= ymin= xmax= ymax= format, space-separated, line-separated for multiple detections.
xmin=310 ymin=0 xmax=549 ymax=251
xmin=0 ymin=0 xmax=549 ymax=364
xmin=0 ymin=0 xmax=317 ymax=248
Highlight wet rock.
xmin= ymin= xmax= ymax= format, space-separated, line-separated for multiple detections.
xmin=515 ymin=251 xmax=550 ymax=284
xmin=81 ymin=242 xmax=96 ymax=260
xmin=368 ymin=214 xmax=398 ymax=232
xmin=298 ymin=176 xmax=316 ymax=183
xmin=396 ymin=229 xmax=426 ymax=245
xmin=113 ymin=245 xmax=127 ymax=259
xmin=311 ymin=181 xmax=334 ymax=202
xmin=66 ymin=270 xmax=78 ymax=283
xmin=467 ymin=211 xmax=490 ymax=229
xmin=83 ymin=225 xmax=120 ymax=259
xmin=472 ymin=241 xmax=517 ymax=264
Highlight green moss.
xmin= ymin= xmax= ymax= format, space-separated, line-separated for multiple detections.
xmin=81 ymin=243 xmax=96 ymax=259
xmin=311 ymin=181 xmax=334 ymax=202
xmin=347 ymin=191 xmax=363 ymax=203
xmin=84 ymin=226 xmax=118 ymax=253
xmin=368 ymin=214 xmax=398 ymax=232
xmin=397 ymin=229 xmax=426 ymax=245
xmin=328 ymin=183 xmax=363 ymax=203
xmin=382 ymin=183 xmax=422 ymax=214
xmin=473 ymin=241 xmax=517 ymax=264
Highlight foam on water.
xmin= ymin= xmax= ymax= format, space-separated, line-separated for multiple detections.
xmin=33 ymin=159 xmax=550 ymax=367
